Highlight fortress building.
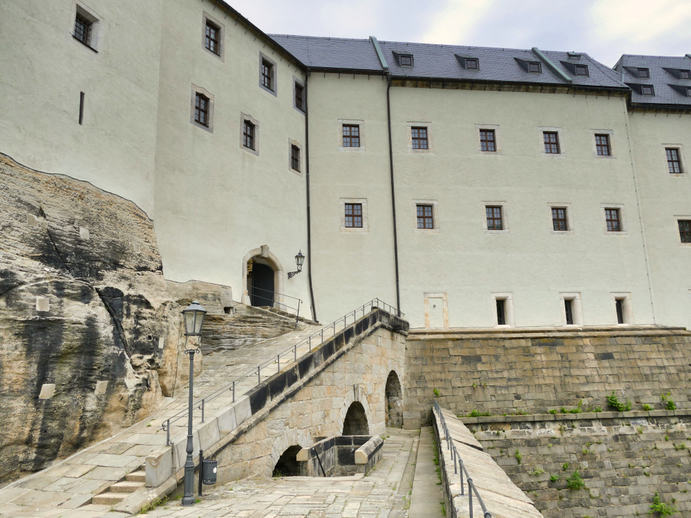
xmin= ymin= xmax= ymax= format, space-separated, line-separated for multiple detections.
xmin=1 ymin=0 xmax=689 ymax=329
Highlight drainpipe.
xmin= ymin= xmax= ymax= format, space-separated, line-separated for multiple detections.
xmin=386 ymin=77 xmax=402 ymax=317
xmin=304 ymin=70 xmax=317 ymax=322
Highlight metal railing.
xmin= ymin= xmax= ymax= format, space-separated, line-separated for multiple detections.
xmin=433 ymin=401 xmax=492 ymax=518
xmin=248 ymin=286 xmax=302 ymax=326
xmin=161 ymin=298 xmax=400 ymax=445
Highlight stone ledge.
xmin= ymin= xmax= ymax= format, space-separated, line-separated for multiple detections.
xmin=407 ymin=325 xmax=689 ymax=340
xmin=462 ymin=409 xmax=689 ymax=425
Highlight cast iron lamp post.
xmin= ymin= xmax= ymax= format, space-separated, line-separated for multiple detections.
xmin=287 ymin=250 xmax=305 ymax=279
xmin=181 ymin=300 xmax=206 ymax=506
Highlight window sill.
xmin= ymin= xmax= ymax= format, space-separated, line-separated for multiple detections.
xmin=73 ymin=35 xmax=98 ymax=53
xmin=242 ymin=145 xmax=258 ymax=156
xmin=259 ymin=84 xmax=277 ymax=97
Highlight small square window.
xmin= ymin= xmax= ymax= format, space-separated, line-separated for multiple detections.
xmin=411 ymin=126 xmax=428 ymax=150
xmin=480 ymin=129 xmax=496 ymax=152
xmin=465 ymin=58 xmax=479 ymax=69
xmin=73 ymin=7 xmax=97 ymax=50
xmin=243 ymin=120 xmax=256 ymax=150
xmin=416 ymin=204 xmax=434 ymax=229
xmin=666 ymin=148 xmax=682 ymax=173
xmin=260 ymin=58 xmax=275 ymax=92
xmin=637 ymin=67 xmax=650 ymax=78
xmin=640 ymin=84 xmax=655 ymax=95
xmin=527 ymin=61 xmax=542 ymax=73
xmin=551 ymin=207 xmax=568 ymax=231
xmin=573 ymin=64 xmax=589 ymax=76
xmin=605 ymin=208 xmax=622 ymax=232
xmin=344 ymin=203 xmax=363 ymax=228
xmin=397 ymin=53 xmax=413 ymax=67
xmin=486 ymin=205 xmax=503 ymax=230
xmin=543 ymin=131 xmax=560 ymax=154
xmin=678 ymin=219 xmax=691 ymax=243
xmin=294 ymin=82 xmax=305 ymax=111
xmin=290 ymin=144 xmax=300 ymax=172
xmin=194 ymin=93 xmax=210 ymax=127
xmin=205 ymin=19 xmax=221 ymax=55
xmin=679 ymin=70 xmax=690 ymax=79
xmin=595 ymin=133 xmax=611 ymax=156
xmin=343 ymin=124 xmax=360 ymax=147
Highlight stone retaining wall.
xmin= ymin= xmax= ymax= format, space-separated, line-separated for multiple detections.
xmin=404 ymin=328 xmax=691 ymax=428
xmin=467 ymin=413 xmax=691 ymax=517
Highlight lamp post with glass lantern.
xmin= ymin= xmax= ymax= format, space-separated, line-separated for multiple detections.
xmin=181 ymin=301 xmax=206 ymax=506
xmin=287 ymin=250 xmax=305 ymax=279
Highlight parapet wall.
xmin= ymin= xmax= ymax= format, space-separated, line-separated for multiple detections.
xmin=403 ymin=327 xmax=691 ymax=427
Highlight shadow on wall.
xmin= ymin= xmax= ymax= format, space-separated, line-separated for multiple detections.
xmin=385 ymin=370 xmax=403 ymax=428
xmin=343 ymin=401 xmax=369 ymax=435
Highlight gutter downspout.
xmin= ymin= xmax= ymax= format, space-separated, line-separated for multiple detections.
xmin=370 ymin=35 xmax=402 ymax=316
xmin=304 ymin=70 xmax=317 ymax=322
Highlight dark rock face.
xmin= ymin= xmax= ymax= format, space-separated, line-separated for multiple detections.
xmin=0 ymin=154 xmax=173 ymax=482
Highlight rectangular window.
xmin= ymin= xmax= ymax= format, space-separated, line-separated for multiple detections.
xmin=194 ymin=93 xmax=210 ymax=127
xmin=465 ymin=58 xmax=479 ymax=69
xmin=480 ymin=129 xmax=496 ymax=152
xmin=243 ymin=120 xmax=255 ymax=150
xmin=290 ymin=144 xmax=300 ymax=172
xmin=543 ymin=131 xmax=560 ymax=154
xmin=551 ymin=207 xmax=568 ymax=231
xmin=615 ymin=298 xmax=625 ymax=324
xmin=416 ymin=204 xmax=434 ymax=229
xmin=496 ymin=299 xmax=506 ymax=326
xmin=573 ymin=64 xmax=589 ymax=76
xmin=261 ymin=58 xmax=274 ymax=91
xmin=486 ymin=205 xmax=503 ymax=230
xmin=679 ymin=220 xmax=691 ymax=243
xmin=605 ymin=208 xmax=622 ymax=232
xmin=344 ymin=203 xmax=363 ymax=228
xmin=640 ymin=85 xmax=655 ymax=95
xmin=294 ymin=82 xmax=305 ymax=111
xmin=78 ymin=91 xmax=85 ymax=125
xmin=342 ymin=124 xmax=360 ymax=147
xmin=564 ymin=299 xmax=574 ymax=325
xmin=527 ymin=61 xmax=542 ymax=73
xmin=411 ymin=126 xmax=428 ymax=150
xmin=595 ymin=134 xmax=611 ymax=156
xmin=205 ymin=19 xmax=220 ymax=55
xmin=666 ymin=148 xmax=682 ymax=173
xmin=637 ymin=67 xmax=650 ymax=78
xmin=74 ymin=11 xmax=93 ymax=47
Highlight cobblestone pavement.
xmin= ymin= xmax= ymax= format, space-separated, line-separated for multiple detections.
xmin=141 ymin=429 xmax=422 ymax=518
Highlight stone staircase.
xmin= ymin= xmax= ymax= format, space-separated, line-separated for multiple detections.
xmin=91 ymin=470 xmax=146 ymax=505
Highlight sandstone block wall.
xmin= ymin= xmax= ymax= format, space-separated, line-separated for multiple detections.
xmin=404 ymin=328 xmax=691 ymax=427
xmin=468 ymin=414 xmax=691 ymax=517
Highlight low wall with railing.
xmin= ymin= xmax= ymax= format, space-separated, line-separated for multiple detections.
xmin=296 ymin=435 xmax=383 ymax=476
xmin=432 ymin=402 xmax=544 ymax=518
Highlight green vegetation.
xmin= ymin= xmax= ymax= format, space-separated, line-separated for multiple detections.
xmin=514 ymin=449 xmax=522 ymax=464
xmin=673 ymin=443 xmax=686 ymax=450
xmin=661 ymin=393 xmax=676 ymax=411
xmin=548 ymin=409 xmax=557 ymax=415
xmin=650 ymin=492 xmax=676 ymax=516
xmin=566 ymin=471 xmax=585 ymax=490
xmin=467 ymin=409 xmax=490 ymax=417
xmin=549 ymin=474 xmax=559 ymax=482
xmin=591 ymin=406 xmax=603 ymax=413
xmin=530 ymin=468 xmax=544 ymax=477
xmin=433 ymin=388 xmax=440 ymax=397
xmin=138 ymin=495 xmax=169 ymax=513
xmin=607 ymin=392 xmax=631 ymax=412
xmin=642 ymin=403 xmax=653 ymax=411
xmin=562 ymin=462 xmax=569 ymax=471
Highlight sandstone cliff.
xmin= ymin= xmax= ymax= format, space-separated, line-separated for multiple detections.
xmin=0 ymin=153 xmax=178 ymax=482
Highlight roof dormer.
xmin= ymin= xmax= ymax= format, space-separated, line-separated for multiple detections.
xmin=515 ymin=58 xmax=542 ymax=73
xmin=393 ymin=51 xmax=414 ymax=67
xmin=455 ymin=54 xmax=479 ymax=70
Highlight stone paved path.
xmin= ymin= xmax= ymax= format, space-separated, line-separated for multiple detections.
xmin=409 ymin=427 xmax=444 ymax=517
xmin=140 ymin=429 xmax=420 ymax=518
xmin=0 ymin=318 xmax=330 ymax=517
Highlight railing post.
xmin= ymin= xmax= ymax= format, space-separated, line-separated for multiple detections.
xmin=257 ymin=365 xmax=261 ymax=384
xmin=295 ymin=299 xmax=300 ymax=328
xmin=232 ymin=381 xmax=235 ymax=403
xmin=201 ymin=399 xmax=205 ymax=423
xmin=321 ymin=329 xmax=324 ymax=343
xmin=309 ymin=336 xmax=312 ymax=351
xmin=277 ymin=354 xmax=280 ymax=373
xmin=468 ymin=478 xmax=474 ymax=518
xmin=453 ymin=446 xmax=457 ymax=474
xmin=294 ymin=344 xmax=297 ymax=362
xmin=165 ymin=418 xmax=170 ymax=446
xmin=460 ymin=459 xmax=464 ymax=495
xmin=333 ymin=321 xmax=336 ymax=335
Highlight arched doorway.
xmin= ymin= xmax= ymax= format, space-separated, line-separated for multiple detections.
xmin=247 ymin=256 xmax=274 ymax=307
xmin=385 ymin=371 xmax=403 ymax=428
xmin=273 ymin=445 xmax=303 ymax=476
xmin=342 ymin=401 xmax=369 ymax=435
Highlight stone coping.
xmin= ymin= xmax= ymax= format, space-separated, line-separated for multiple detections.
xmin=462 ymin=409 xmax=689 ymax=425
xmin=408 ymin=325 xmax=689 ymax=340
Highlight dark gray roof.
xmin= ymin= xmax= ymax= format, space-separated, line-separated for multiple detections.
xmin=269 ymin=35 xmax=383 ymax=72
xmin=614 ymin=54 xmax=691 ymax=108
xmin=270 ymin=34 xmax=627 ymax=91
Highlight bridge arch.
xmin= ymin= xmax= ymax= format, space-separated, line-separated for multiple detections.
xmin=385 ymin=370 xmax=403 ymax=428
xmin=273 ymin=445 xmax=303 ymax=476
xmin=342 ymin=401 xmax=369 ymax=435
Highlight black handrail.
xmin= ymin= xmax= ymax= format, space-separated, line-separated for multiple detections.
xmin=433 ymin=401 xmax=492 ymax=518
xmin=161 ymin=298 xmax=401 ymax=445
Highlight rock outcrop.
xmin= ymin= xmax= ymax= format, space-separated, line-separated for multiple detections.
xmin=0 ymin=153 xmax=178 ymax=482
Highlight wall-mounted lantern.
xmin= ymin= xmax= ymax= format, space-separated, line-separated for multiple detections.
xmin=288 ymin=250 xmax=305 ymax=279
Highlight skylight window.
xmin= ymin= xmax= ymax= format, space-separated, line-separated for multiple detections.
xmin=640 ymin=84 xmax=654 ymax=95
xmin=680 ymin=69 xmax=690 ymax=79
xmin=465 ymin=58 xmax=479 ymax=69
xmin=637 ymin=67 xmax=650 ymax=78
xmin=573 ymin=64 xmax=589 ymax=76
xmin=394 ymin=52 xmax=414 ymax=67
xmin=527 ymin=61 xmax=541 ymax=73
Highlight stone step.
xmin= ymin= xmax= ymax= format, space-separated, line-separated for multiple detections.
xmin=126 ymin=470 xmax=146 ymax=483
xmin=110 ymin=480 xmax=145 ymax=493
xmin=91 ymin=492 xmax=127 ymax=505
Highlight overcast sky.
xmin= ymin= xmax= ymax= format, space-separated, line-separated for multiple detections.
xmin=227 ymin=0 xmax=691 ymax=67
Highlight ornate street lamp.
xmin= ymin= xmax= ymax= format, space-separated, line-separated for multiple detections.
xmin=181 ymin=301 xmax=206 ymax=506
xmin=287 ymin=250 xmax=305 ymax=279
